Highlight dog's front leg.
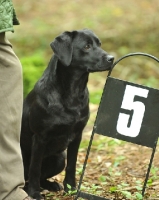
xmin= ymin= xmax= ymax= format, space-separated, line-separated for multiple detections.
xmin=28 ymin=134 xmax=45 ymax=200
xmin=63 ymin=133 xmax=82 ymax=193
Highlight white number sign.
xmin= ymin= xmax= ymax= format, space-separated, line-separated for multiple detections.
xmin=117 ymin=85 xmax=149 ymax=137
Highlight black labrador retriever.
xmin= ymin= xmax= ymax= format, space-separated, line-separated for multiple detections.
xmin=20 ymin=29 xmax=114 ymax=199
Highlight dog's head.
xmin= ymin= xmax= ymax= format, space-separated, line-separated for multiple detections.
xmin=50 ymin=29 xmax=114 ymax=72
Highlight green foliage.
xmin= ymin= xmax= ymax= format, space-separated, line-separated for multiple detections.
xmin=99 ymin=175 xmax=107 ymax=182
xmin=110 ymin=181 xmax=143 ymax=199
xmin=64 ymin=184 xmax=77 ymax=196
xmin=147 ymin=166 xmax=159 ymax=185
xmin=45 ymin=192 xmax=55 ymax=200
xmin=89 ymin=90 xmax=103 ymax=104
xmin=81 ymin=183 xmax=102 ymax=195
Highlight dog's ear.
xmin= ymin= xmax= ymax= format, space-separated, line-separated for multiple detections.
xmin=50 ymin=31 xmax=73 ymax=66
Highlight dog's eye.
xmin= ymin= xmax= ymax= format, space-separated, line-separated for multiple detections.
xmin=84 ymin=44 xmax=91 ymax=50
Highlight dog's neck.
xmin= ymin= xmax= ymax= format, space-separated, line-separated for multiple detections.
xmin=40 ymin=55 xmax=89 ymax=99
xmin=56 ymin=60 xmax=89 ymax=98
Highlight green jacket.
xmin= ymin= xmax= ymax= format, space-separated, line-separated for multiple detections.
xmin=0 ymin=0 xmax=20 ymax=33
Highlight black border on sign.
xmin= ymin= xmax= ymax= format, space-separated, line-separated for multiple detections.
xmin=95 ymin=76 xmax=159 ymax=148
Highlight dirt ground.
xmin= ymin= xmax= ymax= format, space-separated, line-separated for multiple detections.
xmin=39 ymin=104 xmax=159 ymax=200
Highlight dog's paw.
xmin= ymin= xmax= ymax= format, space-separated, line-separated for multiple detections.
xmin=30 ymin=191 xmax=44 ymax=200
xmin=48 ymin=181 xmax=63 ymax=191
xmin=41 ymin=180 xmax=63 ymax=191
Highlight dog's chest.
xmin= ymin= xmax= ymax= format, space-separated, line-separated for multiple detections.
xmin=38 ymin=93 xmax=90 ymax=156
xmin=45 ymin=131 xmax=76 ymax=156
xmin=43 ymin=105 xmax=89 ymax=155
xmin=48 ymin=96 xmax=89 ymax=125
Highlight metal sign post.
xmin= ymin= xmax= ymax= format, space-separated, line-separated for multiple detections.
xmin=75 ymin=53 xmax=159 ymax=200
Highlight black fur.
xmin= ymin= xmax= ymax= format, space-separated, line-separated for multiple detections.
xmin=20 ymin=29 xmax=114 ymax=200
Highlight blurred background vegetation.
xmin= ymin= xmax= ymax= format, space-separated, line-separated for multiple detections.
xmin=10 ymin=0 xmax=159 ymax=102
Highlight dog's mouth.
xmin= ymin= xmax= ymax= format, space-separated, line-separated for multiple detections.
xmin=87 ymin=55 xmax=114 ymax=73
xmin=87 ymin=66 xmax=111 ymax=73
xmin=87 ymin=62 xmax=113 ymax=73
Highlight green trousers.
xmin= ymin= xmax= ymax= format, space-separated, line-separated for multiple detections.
xmin=0 ymin=32 xmax=27 ymax=200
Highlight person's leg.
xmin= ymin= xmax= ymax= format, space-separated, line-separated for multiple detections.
xmin=0 ymin=32 xmax=28 ymax=200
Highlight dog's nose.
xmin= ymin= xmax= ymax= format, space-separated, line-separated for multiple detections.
xmin=107 ymin=55 xmax=114 ymax=63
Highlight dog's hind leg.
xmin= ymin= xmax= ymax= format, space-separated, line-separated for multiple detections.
xmin=40 ymin=152 xmax=66 ymax=191
xmin=21 ymin=151 xmax=31 ymax=193
xmin=21 ymin=151 xmax=31 ymax=181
